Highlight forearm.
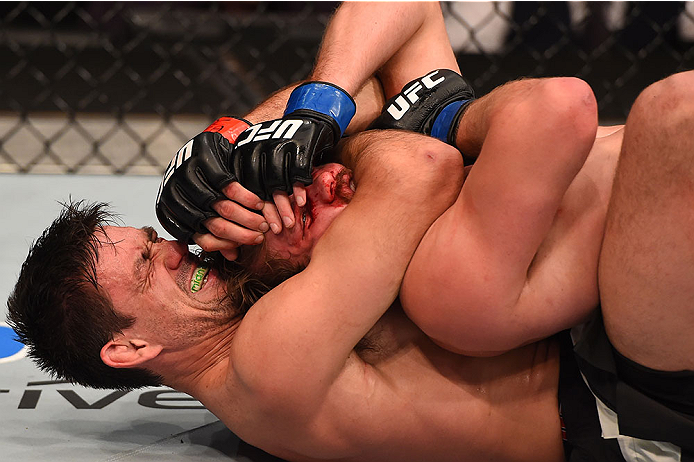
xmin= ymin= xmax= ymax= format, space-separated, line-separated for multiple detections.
xmin=234 ymin=132 xmax=464 ymax=403
xmin=309 ymin=2 xmax=439 ymax=95
xmin=218 ymin=3 xmax=450 ymax=137
xmin=454 ymin=78 xmax=545 ymax=159
xmin=243 ymin=85 xmax=297 ymax=124
xmin=244 ymin=1 xmax=442 ymax=129
xmin=376 ymin=3 xmax=460 ymax=98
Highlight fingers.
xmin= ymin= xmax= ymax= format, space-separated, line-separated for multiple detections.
xmin=293 ymin=183 xmax=307 ymax=207
xmin=221 ymin=181 xmax=265 ymax=211
xmin=261 ymin=201 xmax=283 ymax=234
xmin=193 ymin=232 xmax=241 ymax=261
xmin=193 ymin=231 xmax=237 ymax=255
xmin=189 ymin=180 xmax=309 ymax=262
xmin=272 ymin=190 xmax=296 ymax=229
xmin=200 ymin=216 xmax=264 ymax=247
xmin=211 ymin=180 xmax=308 ymax=236
xmin=212 ymin=199 xmax=269 ymax=233
xmin=263 ymin=184 xmax=307 ymax=233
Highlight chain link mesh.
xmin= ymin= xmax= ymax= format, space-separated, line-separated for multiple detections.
xmin=1 ymin=1 xmax=693 ymax=175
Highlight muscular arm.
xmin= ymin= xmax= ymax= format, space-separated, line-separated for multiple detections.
xmin=230 ymin=132 xmax=463 ymax=455
xmin=193 ymin=2 xmax=456 ymax=255
xmin=309 ymin=1 xmax=462 ymax=105
xmin=400 ymin=77 xmax=599 ymax=355
xmin=244 ymin=1 xmax=457 ymax=129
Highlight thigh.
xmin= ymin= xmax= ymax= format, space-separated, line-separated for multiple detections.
xmin=599 ymin=70 xmax=694 ymax=371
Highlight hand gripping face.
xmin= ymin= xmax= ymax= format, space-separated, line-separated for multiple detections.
xmin=368 ymin=69 xmax=475 ymax=146
xmin=156 ymin=117 xmax=250 ymax=243
xmin=230 ymin=82 xmax=356 ymax=201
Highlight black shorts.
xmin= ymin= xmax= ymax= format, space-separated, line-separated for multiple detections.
xmin=558 ymin=330 xmax=625 ymax=462
xmin=562 ymin=310 xmax=694 ymax=461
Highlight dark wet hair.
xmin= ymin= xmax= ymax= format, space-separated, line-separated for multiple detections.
xmin=6 ymin=201 xmax=162 ymax=390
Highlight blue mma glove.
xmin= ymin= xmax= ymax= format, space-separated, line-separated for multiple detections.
xmin=368 ymin=69 xmax=475 ymax=147
xmin=232 ymin=82 xmax=356 ymax=200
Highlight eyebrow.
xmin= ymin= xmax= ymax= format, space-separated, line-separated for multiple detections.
xmin=133 ymin=226 xmax=156 ymax=279
xmin=140 ymin=226 xmax=156 ymax=241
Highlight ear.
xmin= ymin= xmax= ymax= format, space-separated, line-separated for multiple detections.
xmin=100 ymin=332 xmax=163 ymax=369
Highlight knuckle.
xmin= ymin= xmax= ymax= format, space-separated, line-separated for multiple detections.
xmin=204 ymin=218 xmax=227 ymax=235
xmin=213 ymin=200 xmax=237 ymax=220
xmin=226 ymin=181 xmax=249 ymax=197
xmin=195 ymin=239 xmax=218 ymax=253
xmin=223 ymin=181 xmax=241 ymax=197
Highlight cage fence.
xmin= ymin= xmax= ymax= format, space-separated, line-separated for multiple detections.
xmin=0 ymin=1 xmax=692 ymax=175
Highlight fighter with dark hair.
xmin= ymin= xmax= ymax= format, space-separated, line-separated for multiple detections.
xmin=8 ymin=202 xmax=162 ymax=389
xmin=8 ymin=2 xmax=694 ymax=461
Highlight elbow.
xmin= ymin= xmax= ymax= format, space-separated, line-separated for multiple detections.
xmin=537 ymin=77 xmax=598 ymax=148
xmin=417 ymin=138 xmax=464 ymax=175
xmin=347 ymin=130 xmax=464 ymax=208
xmin=412 ymin=136 xmax=465 ymax=203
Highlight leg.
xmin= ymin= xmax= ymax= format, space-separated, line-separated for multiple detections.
xmin=599 ymin=70 xmax=694 ymax=371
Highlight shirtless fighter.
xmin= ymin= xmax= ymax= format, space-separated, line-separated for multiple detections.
xmin=8 ymin=2 xmax=694 ymax=462
xmin=9 ymin=3 xmax=568 ymax=462
xmin=158 ymin=2 xmax=694 ymax=460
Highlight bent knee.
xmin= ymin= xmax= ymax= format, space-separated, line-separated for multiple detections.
xmin=631 ymin=71 xmax=694 ymax=128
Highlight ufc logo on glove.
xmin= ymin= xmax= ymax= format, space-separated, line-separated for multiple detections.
xmin=387 ymin=70 xmax=446 ymax=120
xmin=236 ymin=120 xmax=305 ymax=146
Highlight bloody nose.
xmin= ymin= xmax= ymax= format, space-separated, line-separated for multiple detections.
xmin=313 ymin=171 xmax=336 ymax=203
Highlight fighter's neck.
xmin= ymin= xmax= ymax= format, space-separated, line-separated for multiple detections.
xmin=154 ymin=324 xmax=237 ymax=395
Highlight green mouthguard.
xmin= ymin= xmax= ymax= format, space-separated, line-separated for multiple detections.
xmin=190 ymin=265 xmax=209 ymax=293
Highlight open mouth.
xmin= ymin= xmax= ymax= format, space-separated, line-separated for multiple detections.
xmin=190 ymin=263 xmax=210 ymax=293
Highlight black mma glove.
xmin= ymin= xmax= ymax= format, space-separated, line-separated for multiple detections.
xmin=156 ymin=117 xmax=251 ymax=243
xmin=368 ymin=69 xmax=475 ymax=148
xmin=232 ymin=82 xmax=356 ymax=200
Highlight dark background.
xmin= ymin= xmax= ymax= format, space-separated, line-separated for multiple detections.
xmin=1 ymin=1 xmax=693 ymax=172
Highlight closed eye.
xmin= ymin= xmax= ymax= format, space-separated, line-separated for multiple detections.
xmin=142 ymin=246 xmax=152 ymax=261
xmin=139 ymin=226 xmax=158 ymax=289
xmin=141 ymin=229 xmax=156 ymax=261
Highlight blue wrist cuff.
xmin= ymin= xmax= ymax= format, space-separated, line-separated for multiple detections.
xmin=431 ymin=100 xmax=470 ymax=144
xmin=285 ymin=82 xmax=356 ymax=136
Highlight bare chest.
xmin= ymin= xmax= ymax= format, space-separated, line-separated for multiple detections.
xmin=337 ymin=309 xmax=564 ymax=461
xmin=208 ymin=309 xmax=562 ymax=462
xmin=360 ymin=307 xmax=558 ymax=393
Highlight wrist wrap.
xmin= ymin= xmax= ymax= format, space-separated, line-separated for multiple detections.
xmin=431 ymin=99 xmax=473 ymax=145
xmin=284 ymin=82 xmax=356 ymax=138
